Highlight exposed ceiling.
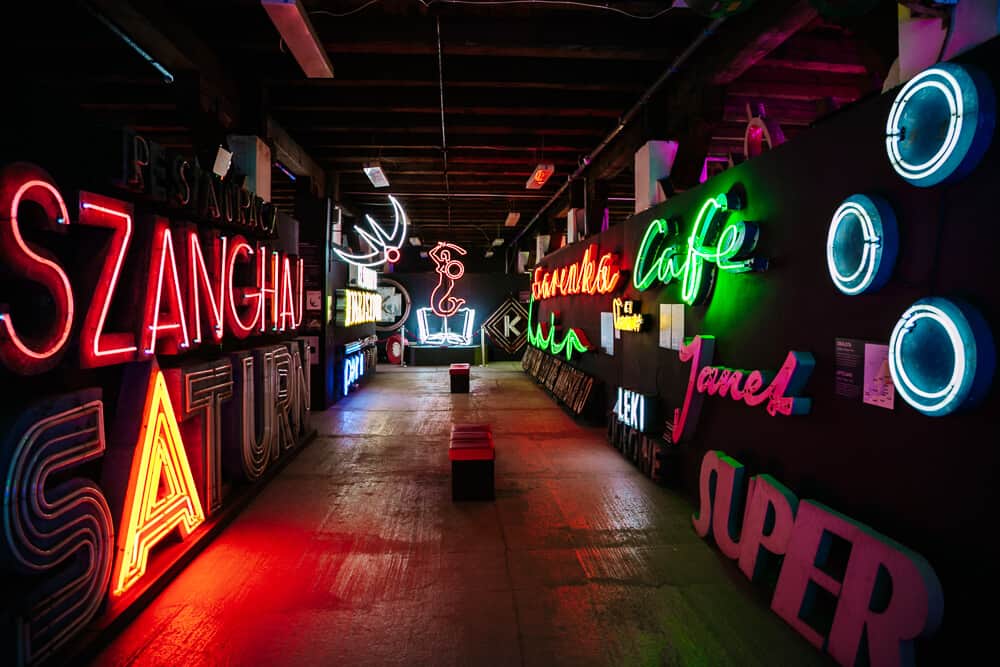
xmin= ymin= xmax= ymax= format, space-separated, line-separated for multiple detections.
xmin=4 ymin=0 xmax=895 ymax=257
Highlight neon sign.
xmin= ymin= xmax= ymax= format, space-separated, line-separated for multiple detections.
xmin=336 ymin=289 xmax=382 ymax=326
xmin=826 ymin=194 xmax=898 ymax=295
xmin=673 ymin=335 xmax=814 ymax=442
xmin=612 ymin=298 xmax=646 ymax=332
xmin=109 ymin=361 xmax=206 ymax=596
xmin=693 ymin=450 xmax=943 ymax=666
xmin=633 ymin=191 xmax=767 ymax=306
xmin=417 ymin=307 xmax=476 ymax=346
xmin=613 ymin=387 xmax=655 ymax=432
xmin=531 ymin=243 xmax=620 ymax=300
xmin=429 ymin=241 xmax=467 ymax=317
xmin=526 ymin=297 xmax=591 ymax=361
xmin=0 ymin=163 xmax=75 ymax=375
xmin=333 ymin=195 xmax=408 ymax=267
xmin=888 ymin=297 xmax=995 ymax=416
xmin=885 ymin=62 xmax=995 ymax=187
xmin=343 ymin=352 xmax=364 ymax=394
xmin=1 ymin=390 xmax=113 ymax=665
xmin=350 ymin=264 xmax=378 ymax=291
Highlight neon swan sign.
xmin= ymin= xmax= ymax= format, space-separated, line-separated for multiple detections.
xmin=333 ymin=195 xmax=409 ymax=267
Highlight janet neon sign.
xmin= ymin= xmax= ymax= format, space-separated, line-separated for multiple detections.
xmin=673 ymin=335 xmax=814 ymax=442
xmin=633 ymin=191 xmax=767 ymax=306
xmin=531 ymin=243 xmax=621 ymax=300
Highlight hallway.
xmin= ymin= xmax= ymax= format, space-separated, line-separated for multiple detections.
xmin=92 ymin=364 xmax=825 ymax=666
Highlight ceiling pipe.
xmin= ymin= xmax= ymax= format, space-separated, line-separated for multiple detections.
xmin=507 ymin=16 xmax=727 ymax=253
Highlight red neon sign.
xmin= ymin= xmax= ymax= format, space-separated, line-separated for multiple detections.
xmin=78 ymin=192 xmax=138 ymax=368
xmin=0 ymin=165 xmax=75 ymax=374
xmin=530 ymin=243 xmax=620 ymax=300
xmin=141 ymin=220 xmax=191 ymax=356
xmin=429 ymin=241 xmax=467 ymax=317
xmin=187 ymin=229 xmax=227 ymax=345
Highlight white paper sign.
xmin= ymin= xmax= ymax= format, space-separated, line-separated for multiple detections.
xmin=671 ymin=304 xmax=685 ymax=350
xmin=600 ymin=312 xmax=614 ymax=355
xmin=306 ymin=290 xmax=322 ymax=310
xmin=863 ymin=342 xmax=894 ymax=409
xmin=659 ymin=304 xmax=672 ymax=349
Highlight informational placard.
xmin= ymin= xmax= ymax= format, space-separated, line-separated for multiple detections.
xmin=600 ymin=312 xmax=614 ymax=355
xmin=306 ymin=290 xmax=322 ymax=310
xmin=834 ymin=338 xmax=864 ymax=400
xmin=863 ymin=342 xmax=895 ymax=409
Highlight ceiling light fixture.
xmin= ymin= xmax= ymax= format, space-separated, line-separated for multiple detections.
xmin=409 ymin=237 xmax=422 ymax=246
xmin=492 ymin=237 xmax=505 ymax=247
xmin=485 ymin=250 xmax=495 ymax=258
xmin=504 ymin=211 xmax=521 ymax=227
xmin=363 ymin=162 xmax=390 ymax=188
xmin=261 ymin=0 xmax=335 ymax=78
xmin=526 ymin=164 xmax=555 ymax=190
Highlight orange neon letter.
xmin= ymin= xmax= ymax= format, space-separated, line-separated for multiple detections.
xmin=111 ymin=362 xmax=205 ymax=595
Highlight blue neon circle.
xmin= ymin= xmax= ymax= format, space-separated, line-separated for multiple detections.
xmin=888 ymin=297 xmax=996 ymax=416
xmin=885 ymin=63 xmax=996 ymax=187
xmin=826 ymin=194 xmax=898 ymax=295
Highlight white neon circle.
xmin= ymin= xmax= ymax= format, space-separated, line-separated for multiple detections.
xmin=888 ymin=302 xmax=967 ymax=415
xmin=886 ymin=67 xmax=964 ymax=184
xmin=826 ymin=200 xmax=881 ymax=295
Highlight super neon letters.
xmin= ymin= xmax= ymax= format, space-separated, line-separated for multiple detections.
xmin=633 ymin=191 xmax=766 ymax=306
xmin=0 ymin=169 xmax=305 ymax=374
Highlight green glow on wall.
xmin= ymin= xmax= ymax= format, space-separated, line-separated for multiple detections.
xmin=632 ymin=191 xmax=766 ymax=305
xmin=526 ymin=297 xmax=590 ymax=361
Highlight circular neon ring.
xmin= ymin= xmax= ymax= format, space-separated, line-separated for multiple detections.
xmin=375 ymin=277 xmax=411 ymax=332
xmin=885 ymin=63 xmax=995 ymax=187
xmin=888 ymin=297 xmax=995 ymax=416
xmin=826 ymin=194 xmax=897 ymax=295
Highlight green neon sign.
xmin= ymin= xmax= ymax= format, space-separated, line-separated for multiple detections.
xmin=632 ymin=191 xmax=767 ymax=305
xmin=526 ymin=297 xmax=590 ymax=360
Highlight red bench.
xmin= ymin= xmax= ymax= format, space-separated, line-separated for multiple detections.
xmin=449 ymin=423 xmax=494 ymax=500
xmin=449 ymin=363 xmax=470 ymax=393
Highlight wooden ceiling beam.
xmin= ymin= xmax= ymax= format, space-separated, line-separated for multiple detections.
xmin=274 ymin=105 xmax=621 ymax=119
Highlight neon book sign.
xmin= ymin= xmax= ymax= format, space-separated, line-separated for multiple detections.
xmin=531 ymin=243 xmax=621 ymax=300
xmin=673 ymin=335 xmax=814 ymax=442
xmin=633 ymin=189 xmax=767 ymax=306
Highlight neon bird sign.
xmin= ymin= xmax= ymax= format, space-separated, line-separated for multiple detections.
xmin=633 ymin=190 xmax=767 ymax=306
xmin=333 ymin=195 xmax=408 ymax=267
xmin=428 ymin=241 xmax=467 ymax=317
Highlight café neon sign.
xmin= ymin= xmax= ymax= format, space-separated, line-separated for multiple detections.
xmin=633 ymin=192 xmax=767 ymax=306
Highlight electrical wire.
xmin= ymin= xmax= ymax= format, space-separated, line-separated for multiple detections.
xmin=417 ymin=0 xmax=676 ymax=19
xmin=309 ymin=0 xmax=384 ymax=18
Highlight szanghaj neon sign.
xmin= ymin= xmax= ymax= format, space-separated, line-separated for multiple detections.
xmin=531 ymin=243 xmax=621 ymax=300
xmin=0 ymin=161 xmax=311 ymax=667
xmin=633 ymin=190 xmax=767 ymax=306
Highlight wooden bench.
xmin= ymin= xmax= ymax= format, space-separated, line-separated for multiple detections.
xmin=449 ymin=363 xmax=470 ymax=393
xmin=449 ymin=423 xmax=494 ymax=501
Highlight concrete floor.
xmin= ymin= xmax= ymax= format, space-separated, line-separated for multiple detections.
xmin=91 ymin=363 xmax=827 ymax=666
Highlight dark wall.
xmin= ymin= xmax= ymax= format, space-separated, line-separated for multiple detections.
xmin=385 ymin=271 xmax=529 ymax=361
xmin=532 ymin=37 xmax=1000 ymax=661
